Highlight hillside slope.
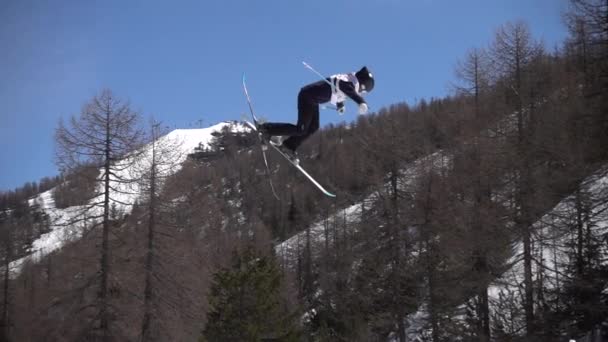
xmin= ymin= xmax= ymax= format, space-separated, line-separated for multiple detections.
xmin=10 ymin=121 xmax=247 ymax=275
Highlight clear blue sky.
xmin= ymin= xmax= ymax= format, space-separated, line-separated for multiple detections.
xmin=1 ymin=0 xmax=569 ymax=191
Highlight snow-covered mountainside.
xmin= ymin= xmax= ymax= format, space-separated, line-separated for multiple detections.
xmin=275 ymin=148 xmax=608 ymax=339
xmin=9 ymin=110 xmax=520 ymax=278
xmin=488 ymin=167 xmax=608 ymax=330
xmin=11 ymin=113 xmax=608 ymax=338
xmin=10 ymin=121 xmax=248 ymax=276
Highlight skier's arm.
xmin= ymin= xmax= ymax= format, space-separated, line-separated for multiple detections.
xmin=340 ymin=82 xmax=366 ymax=105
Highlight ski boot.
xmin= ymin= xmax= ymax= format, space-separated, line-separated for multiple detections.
xmin=269 ymin=135 xmax=284 ymax=146
xmin=278 ymin=145 xmax=300 ymax=165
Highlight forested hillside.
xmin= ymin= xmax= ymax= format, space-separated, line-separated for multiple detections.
xmin=1 ymin=1 xmax=607 ymax=341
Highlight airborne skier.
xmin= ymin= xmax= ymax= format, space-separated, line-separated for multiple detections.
xmin=258 ymin=66 xmax=375 ymax=163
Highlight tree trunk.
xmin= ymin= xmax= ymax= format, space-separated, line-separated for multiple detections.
xmin=522 ymin=196 xmax=535 ymax=336
xmin=575 ymin=189 xmax=585 ymax=276
xmin=141 ymin=148 xmax=157 ymax=341
xmin=422 ymin=172 xmax=440 ymax=342
xmin=1 ymin=233 xmax=10 ymax=339
xmin=100 ymin=110 xmax=112 ymax=341
xmin=480 ymin=288 xmax=490 ymax=341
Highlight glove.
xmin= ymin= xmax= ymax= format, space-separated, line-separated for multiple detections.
xmin=336 ymin=102 xmax=345 ymax=115
xmin=358 ymin=103 xmax=368 ymax=115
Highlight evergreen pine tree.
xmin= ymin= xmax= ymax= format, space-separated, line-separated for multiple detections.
xmin=202 ymin=248 xmax=300 ymax=342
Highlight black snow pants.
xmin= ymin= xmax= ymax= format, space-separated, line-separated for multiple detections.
xmin=261 ymin=89 xmax=320 ymax=152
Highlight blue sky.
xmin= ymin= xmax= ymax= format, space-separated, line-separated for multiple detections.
xmin=1 ymin=0 xmax=569 ymax=191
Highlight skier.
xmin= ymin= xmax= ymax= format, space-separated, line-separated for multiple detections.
xmin=259 ymin=66 xmax=375 ymax=163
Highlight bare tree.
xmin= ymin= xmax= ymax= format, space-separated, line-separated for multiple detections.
xmin=55 ymin=89 xmax=144 ymax=340
xmin=454 ymin=47 xmax=496 ymax=341
xmin=565 ymin=0 xmax=608 ymax=157
xmin=491 ymin=21 xmax=542 ymax=98
xmin=490 ymin=21 xmax=544 ymax=337
xmin=137 ymin=119 xmax=187 ymax=341
xmin=455 ymin=48 xmax=491 ymax=121
xmin=566 ymin=0 xmax=608 ymax=74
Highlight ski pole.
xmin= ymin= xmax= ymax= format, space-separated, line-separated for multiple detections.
xmin=302 ymin=61 xmax=336 ymax=93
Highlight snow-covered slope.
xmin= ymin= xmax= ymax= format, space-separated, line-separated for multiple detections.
xmin=275 ymin=143 xmax=608 ymax=339
xmin=94 ymin=121 xmax=248 ymax=212
xmin=488 ymin=167 xmax=608 ymax=333
xmin=276 ymin=150 xmax=451 ymax=266
xmin=10 ymin=121 xmax=248 ymax=276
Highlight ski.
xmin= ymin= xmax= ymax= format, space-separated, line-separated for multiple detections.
xmin=267 ymin=141 xmax=337 ymax=198
xmin=242 ymin=73 xmax=336 ymax=198
xmin=242 ymin=74 xmax=280 ymax=200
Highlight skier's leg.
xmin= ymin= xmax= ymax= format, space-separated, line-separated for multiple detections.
xmin=260 ymin=90 xmax=311 ymax=136
xmin=282 ymin=93 xmax=319 ymax=152
xmin=259 ymin=122 xmax=299 ymax=136
xmin=258 ymin=92 xmax=306 ymax=137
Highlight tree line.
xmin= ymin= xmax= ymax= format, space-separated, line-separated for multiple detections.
xmin=0 ymin=1 xmax=607 ymax=341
